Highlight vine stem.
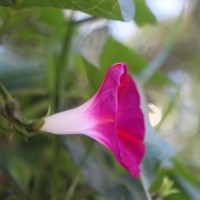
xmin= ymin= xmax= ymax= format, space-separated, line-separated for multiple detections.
xmin=50 ymin=12 xmax=99 ymax=200
xmin=52 ymin=136 xmax=61 ymax=200
xmin=51 ymin=13 xmax=75 ymax=200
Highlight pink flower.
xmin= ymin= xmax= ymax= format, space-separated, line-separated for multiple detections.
xmin=41 ymin=62 xmax=145 ymax=178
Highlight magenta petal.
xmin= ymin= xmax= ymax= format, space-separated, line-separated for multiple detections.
xmin=86 ymin=62 xmax=145 ymax=178
xmin=116 ymin=69 xmax=145 ymax=177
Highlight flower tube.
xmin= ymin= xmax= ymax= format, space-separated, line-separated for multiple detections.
xmin=41 ymin=62 xmax=145 ymax=178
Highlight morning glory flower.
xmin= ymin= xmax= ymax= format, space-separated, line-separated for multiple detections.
xmin=41 ymin=62 xmax=145 ymax=178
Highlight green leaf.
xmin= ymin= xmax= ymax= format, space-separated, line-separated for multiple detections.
xmin=134 ymin=0 xmax=157 ymax=26
xmin=1 ymin=0 xmax=135 ymax=21
xmin=150 ymin=156 xmax=200 ymax=200
xmin=1 ymin=8 xmax=66 ymax=56
xmin=0 ymin=134 xmax=53 ymax=197
xmin=100 ymin=37 xmax=148 ymax=74
xmin=152 ymin=176 xmax=187 ymax=200
xmin=81 ymin=57 xmax=104 ymax=93
xmin=100 ymin=37 xmax=172 ymax=87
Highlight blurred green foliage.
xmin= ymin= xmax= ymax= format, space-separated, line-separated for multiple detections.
xmin=0 ymin=0 xmax=200 ymax=200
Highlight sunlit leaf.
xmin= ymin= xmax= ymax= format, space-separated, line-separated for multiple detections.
xmin=1 ymin=0 xmax=135 ymax=21
xmin=134 ymin=0 xmax=157 ymax=26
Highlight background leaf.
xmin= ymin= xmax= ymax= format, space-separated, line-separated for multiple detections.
xmin=100 ymin=37 xmax=148 ymax=73
xmin=64 ymin=137 xmax=149 ymax=200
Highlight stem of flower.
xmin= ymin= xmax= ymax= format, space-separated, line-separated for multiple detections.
xmin=140 ymin=174 xmax=152 ymax=200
